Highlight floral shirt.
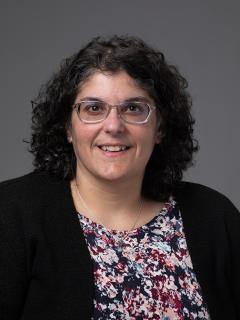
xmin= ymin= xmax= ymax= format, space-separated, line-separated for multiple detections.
xmin=77 ymin=200 xmax=210 ymax=320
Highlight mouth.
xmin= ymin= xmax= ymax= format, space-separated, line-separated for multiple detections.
xmin=98 ymin=145 xmax=130 ymax=152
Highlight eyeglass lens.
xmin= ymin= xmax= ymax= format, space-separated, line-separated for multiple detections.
xmin=76 ymin=101 xmax=150 ymax=123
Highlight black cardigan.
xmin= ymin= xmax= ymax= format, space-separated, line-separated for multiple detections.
xmin=0 ymin=171 xmax=239 ymax=320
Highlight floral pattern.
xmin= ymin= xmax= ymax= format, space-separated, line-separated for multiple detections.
xmin=77 ymin=200 xmax=210 ymax=319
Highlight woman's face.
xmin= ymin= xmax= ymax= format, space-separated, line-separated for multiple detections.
xmin=67 ymin=70 xmax=161 ymax=184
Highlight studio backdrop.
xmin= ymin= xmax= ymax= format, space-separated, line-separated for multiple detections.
xmin=0 ymin=0 xmax=239 ymax=209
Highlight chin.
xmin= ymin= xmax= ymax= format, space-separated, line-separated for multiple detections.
xmin=95 ymin=168 xmax=128 ymax=181
xmin=98 ymin=168 xmax=141 ymax=183
xmin=99 ymin=173 xmax=128 ymax=182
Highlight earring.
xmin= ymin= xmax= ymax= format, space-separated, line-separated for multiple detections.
xmin=67 ymin=135 xmax=72 ymax=143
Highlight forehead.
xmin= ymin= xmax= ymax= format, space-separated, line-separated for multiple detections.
xmin=76 ymin=70 xmax=152 ymax=103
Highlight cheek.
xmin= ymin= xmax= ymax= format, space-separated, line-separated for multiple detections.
xmin=137 ymin=130 xmax=158 ymax=162
xmin=140 ymin=126 xmax=159 ymax=146
xmin=71 ymin=125 xmax=97 ymax=152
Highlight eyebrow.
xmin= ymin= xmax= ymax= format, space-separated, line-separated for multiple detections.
xmin=124 ymin=96 xmax=151 ymax=103
xmin=78 ymin=96 xmax=152 ymax=103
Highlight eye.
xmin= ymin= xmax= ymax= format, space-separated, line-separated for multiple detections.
xmin=81 ymin=101 xmax=106 ymax=114
xmin=121 ymin=102 xmax=146 ymax=114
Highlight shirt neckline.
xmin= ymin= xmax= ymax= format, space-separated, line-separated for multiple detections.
xmin=77 ymin=198 xmax=176 ymax=236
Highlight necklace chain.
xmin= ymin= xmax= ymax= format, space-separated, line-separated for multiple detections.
xmin=74 ymin=180 xmax=143 ymax=249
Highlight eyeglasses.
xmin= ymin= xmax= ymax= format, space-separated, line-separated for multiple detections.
xmin=73 ymin=100 xmax=156 ymax=124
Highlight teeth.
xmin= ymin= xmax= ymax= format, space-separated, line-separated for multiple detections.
xmin=100 ymin=145 xmax=128 ymax=152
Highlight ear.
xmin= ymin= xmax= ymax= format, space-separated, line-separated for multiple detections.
xmin=67 ymin=133 xmax=72 ymax=143
xmin=155 ymin=130 xmax=164 ymax=144
xmin=65 ymin=123 xmax=73 ymax=143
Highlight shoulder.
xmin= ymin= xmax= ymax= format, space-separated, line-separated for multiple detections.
xmin=174 ymin=181 xmax=240 ymax=259
xmin=0 ymin=171 xmax=73 ymax=241
xmin=0 ymin=170 xmax=59 ymax=189
xmin=0 ymin=170 xmax=68 ymax=209
xmin=174 ymin=181 xmax=240 ymax=230
xmin=175 ymin=181 xmax=229 ymax=200
xmin=0 ymin=171 xmax=42 ymax=193
xmin=175 ymin=181 xmax=238 ymax=212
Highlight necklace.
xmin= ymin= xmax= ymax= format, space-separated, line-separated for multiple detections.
xmin=74 ymin=180 xmax=143 ymax=250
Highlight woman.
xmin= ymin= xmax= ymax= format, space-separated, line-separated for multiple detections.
xmin=0 ymin=35 xmax=239 ymax=320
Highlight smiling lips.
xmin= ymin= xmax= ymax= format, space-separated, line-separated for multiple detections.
xmin=98 ymin=145 xmax=130 ymax=152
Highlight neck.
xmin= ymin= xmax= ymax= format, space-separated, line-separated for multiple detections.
xmin=72 ymin=168 xmax=144 ymax=230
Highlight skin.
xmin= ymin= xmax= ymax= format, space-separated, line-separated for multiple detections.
xmin=67 ymin=70 xmax=164 ymax=230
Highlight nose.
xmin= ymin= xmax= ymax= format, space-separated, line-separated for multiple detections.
xmin=102 ymin=107 xmax=125 ymax=134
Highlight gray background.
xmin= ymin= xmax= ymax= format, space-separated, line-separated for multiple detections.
xmin=0 ymin=1 xmax=239 ymax=209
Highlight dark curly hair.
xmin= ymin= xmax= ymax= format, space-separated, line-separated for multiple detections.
xmin=30 ymin=35 xmax=198 ymax=201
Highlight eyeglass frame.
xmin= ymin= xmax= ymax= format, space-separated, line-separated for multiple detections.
xmin=73 ymin=100 xmax=157 ymax=124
